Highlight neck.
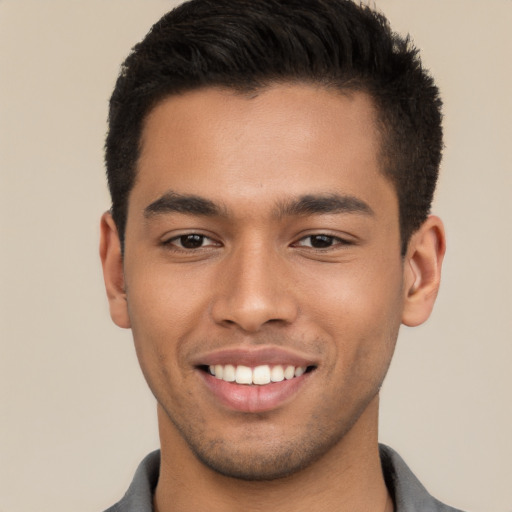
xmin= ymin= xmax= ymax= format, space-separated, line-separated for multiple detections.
xmin=154 ymin=397 xmax=392 ymax=512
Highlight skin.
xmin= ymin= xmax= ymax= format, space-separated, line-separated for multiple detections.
xmin=100 ymin=84 xmax=445 ymax=512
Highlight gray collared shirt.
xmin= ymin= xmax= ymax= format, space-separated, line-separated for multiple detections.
xmin=104 ymin=444 xmax=465 ymax=512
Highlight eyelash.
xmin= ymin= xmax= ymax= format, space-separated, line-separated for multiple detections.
xmin=162 ymin=233 xmax=352 ymax=252
xmin=163 ymin=233 xmax=220 ymax=251
xmin=292 ymin=234 xmax=351 ymax=250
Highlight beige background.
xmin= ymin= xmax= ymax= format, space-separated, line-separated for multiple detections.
xmin=1 ymin=1 xmax=511 ymax=511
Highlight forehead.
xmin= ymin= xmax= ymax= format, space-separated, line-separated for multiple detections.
xmin=133 ymin=84 xmax=394 ymax=218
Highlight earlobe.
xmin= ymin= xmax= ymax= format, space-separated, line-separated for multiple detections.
xmin=401 ymin=215 xmax=446 ymax=327
xmin=99 ymin=211 xmax=131 ymax=329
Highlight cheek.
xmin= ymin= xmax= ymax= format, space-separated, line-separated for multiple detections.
xmin=126 ymin=259 xmax=208 ymax=330
xmin=125 ymin=278 xmax=199 ymax=409
xmin=124 ymin=267 xmax=198 ymax=372
xmin=302 ymin=256 xmax=404 ymax=353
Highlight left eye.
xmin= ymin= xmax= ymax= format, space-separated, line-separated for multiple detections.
xmin=165 ymin=234 xmax=218 ymax=249
xmin=295 ymin=234 xmax=345 ymax=249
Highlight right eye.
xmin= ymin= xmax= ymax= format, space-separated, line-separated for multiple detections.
xmin=164 ymin=233 xmax=220 ymax=250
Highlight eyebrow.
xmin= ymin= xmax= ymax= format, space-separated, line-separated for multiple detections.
xmin=144 ymin=191 xmax=225 ymax=218
xmin=276 ymin=194 xmax=374 ymax=218
xmin=143 ymin=191 xmax=373 ymax=220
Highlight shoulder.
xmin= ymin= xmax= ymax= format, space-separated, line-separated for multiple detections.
xmin=103 ymin=450 xmax=160 ymax=512
xmin=379 ymin=444 xmax=466 ymax=512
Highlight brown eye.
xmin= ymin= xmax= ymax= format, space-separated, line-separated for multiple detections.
xmin=309 ymin=235 xmax=335 ymax=248
xmin=164 ymin=233 xmax=220 ymax=250
xmin=297 ymin=235 xmax=337 ymax=248
xmin=179 ymin=234 xmax=206 ymax=249
xmin=294 ymin=234 xmax=350 ymax=250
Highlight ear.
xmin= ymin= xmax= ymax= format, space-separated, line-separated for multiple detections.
xmin=401 ymin=215 xmax=446 ymax=327
xmin=99 ymin=211 xmax=131 ymax=328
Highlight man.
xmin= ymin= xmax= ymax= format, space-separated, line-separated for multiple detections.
xmin=99 ymin=0 xmax=462 ymax=510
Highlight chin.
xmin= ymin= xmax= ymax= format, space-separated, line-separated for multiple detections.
xmin=182 ymin=420 xmax=348 ymax=482
xmin=193 ymin=443 xmax=322 ymax=481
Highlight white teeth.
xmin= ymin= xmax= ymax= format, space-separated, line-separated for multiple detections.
xmin=235 ymin=365 xmax=253 ymax=384
xmin=223 ymin=364 xmax=236 ymax=382
xmin=253 ymin=365 xmax=271 ymax=385
xmin=214 ymin=364 xmax=224 ymax=380
xmin=294 ymin=366 xmax=305 ymax=377
xmin=208 ymin=364 xmax=308 ymax=385
xmin=284 ymin=365 xmax=295 ymax=380
xmin=270 ymin=365 xmax=285 ymax=382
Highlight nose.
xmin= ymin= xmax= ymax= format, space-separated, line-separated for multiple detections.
xmin=211 ymin=242 xmax=299 ymax=333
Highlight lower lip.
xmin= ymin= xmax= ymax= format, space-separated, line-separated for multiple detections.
xmin=199 ymin=371 xmax=312 ymax=413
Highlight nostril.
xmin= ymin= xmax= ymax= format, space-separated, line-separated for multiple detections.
xmin=211 ymin=287 xmax=299 ymax=332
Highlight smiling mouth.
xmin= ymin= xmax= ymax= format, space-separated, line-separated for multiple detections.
xmin=200 ymin=364 xmax=316 ymax=385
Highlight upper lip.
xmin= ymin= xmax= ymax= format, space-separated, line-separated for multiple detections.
xmin=191 ymin=345 xmax=320 ymax=368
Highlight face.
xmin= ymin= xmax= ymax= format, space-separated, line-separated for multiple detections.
xmin=107 ymin=84 xmax=410 ymax=480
